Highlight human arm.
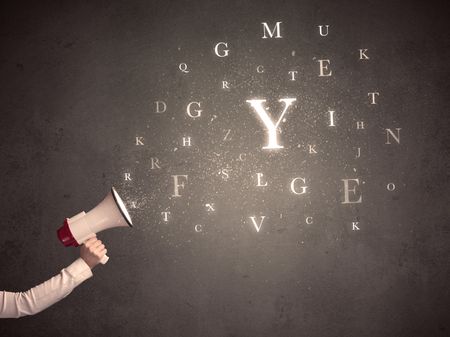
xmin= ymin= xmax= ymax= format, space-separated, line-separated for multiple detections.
xmin=0 ymin=236 xmax=107 ymax=319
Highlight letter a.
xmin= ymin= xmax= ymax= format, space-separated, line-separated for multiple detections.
xmin=246 ymin=98 xmax=296 ymax=149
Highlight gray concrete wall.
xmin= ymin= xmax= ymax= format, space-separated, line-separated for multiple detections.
xmin=0 ymin=1 xmax=448 ymax=336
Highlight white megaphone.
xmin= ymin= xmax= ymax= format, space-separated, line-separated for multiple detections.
xmin=57 ymin=187 xmax=133 ymax=264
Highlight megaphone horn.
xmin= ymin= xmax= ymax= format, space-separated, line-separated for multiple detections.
xmin=57 ymin=187 xmax=133 ymax=264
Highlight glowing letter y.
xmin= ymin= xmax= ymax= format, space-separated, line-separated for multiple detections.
xmin=246 ymin=98 xmax=296 ymax=149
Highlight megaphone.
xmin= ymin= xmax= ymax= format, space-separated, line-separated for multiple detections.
xmin=57 ymin=187 xmax=133 ymax=264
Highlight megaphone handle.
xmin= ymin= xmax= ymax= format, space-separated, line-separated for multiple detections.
xmin=100 ymin=254 xmax=109 ymax=264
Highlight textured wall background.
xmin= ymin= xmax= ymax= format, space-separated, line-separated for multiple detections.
xmin=0 ymin=1 xmax=449 ymax=336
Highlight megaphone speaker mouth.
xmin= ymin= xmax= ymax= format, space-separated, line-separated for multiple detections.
xmin=111 ymin=186 xmax=133 ymax=227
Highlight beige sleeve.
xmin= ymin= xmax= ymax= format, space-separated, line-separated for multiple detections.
xmin=0 ymin=258 xmax=93 ymax=319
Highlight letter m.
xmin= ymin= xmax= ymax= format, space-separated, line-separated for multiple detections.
xmin=262 ymin=22 xmax=282 ymax=39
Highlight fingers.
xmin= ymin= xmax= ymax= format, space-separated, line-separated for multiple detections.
xmin=94 ymin=244 xmax=106 ymax=253
xmin=90 ymin=240 xmax=106 ymax=255
xmin=82 ymin=235 xmax=107 ymax=258
xmin=79 ymin=235 xmax=108 ymax=269
xmin=90 ymin=240 xmax=103 ymax=250
xmin=84 ymin=235 xmax=97 ymax=247
xmin=85 ymin=238 xmax=102 ymax=249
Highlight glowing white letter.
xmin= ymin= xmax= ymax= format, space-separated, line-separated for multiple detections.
xmin=214 ymin=42 xmax=229 ymax=57
xmin=262 ymin=22 xmax=282 ymax=39
xmin=249 ymin=216 xmax=266 ymax=232
xmin=246 ymin=98 xmax=296 ymax=149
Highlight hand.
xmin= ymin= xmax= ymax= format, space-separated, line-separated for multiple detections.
xmin=80 ymin=235 xmax=107 ymax=269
